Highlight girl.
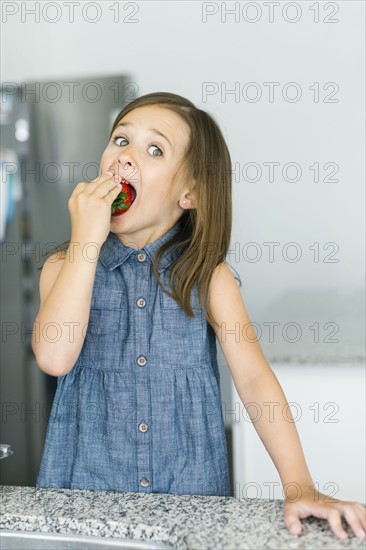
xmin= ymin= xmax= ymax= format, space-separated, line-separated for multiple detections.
xmin=32 ymin=92 xmax=365 ymax=540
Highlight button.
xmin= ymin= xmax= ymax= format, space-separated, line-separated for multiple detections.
xmin=140 ymin=478 xmax=150 ymax=487
xmin=137 ymin=253 xmax=147 ymax=262
xmin=137 ymin=356 xmax=147 ymax=367
xmin=136 ymin=298 xmax=146 ymax=308
xmin=138 ymin=422 xmax=148 ymax=432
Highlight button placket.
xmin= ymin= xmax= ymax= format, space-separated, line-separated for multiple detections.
xmin=134 ymin=251 xmax=151 ymax=492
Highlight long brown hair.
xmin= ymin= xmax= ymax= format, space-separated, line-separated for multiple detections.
xmin=37 ymin=92 xmax=241 ymax=327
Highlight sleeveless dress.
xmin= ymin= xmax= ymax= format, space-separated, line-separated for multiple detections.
xmin=36 ymin=221 xmax=231 ymax=496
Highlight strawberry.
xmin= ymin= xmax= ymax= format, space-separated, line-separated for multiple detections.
xmin=111 ymin=181 xmax=133 ymax=216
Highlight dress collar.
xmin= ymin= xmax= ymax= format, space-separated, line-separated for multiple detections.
xmin=99 ymin=221 xmax=182 ymax=273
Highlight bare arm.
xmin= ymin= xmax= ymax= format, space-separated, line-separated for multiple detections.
xmin=32 ymin=241 xmax=99 ymax=377
xmin=208 ymin=262 xmax=314 ymax=493
xmin=32 ymin=172 xmax=122 ymax=377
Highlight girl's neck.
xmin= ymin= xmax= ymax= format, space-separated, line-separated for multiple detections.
xmin=112 ymin=224 xmax=176 ymax=250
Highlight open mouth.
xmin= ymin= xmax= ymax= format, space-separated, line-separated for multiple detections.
xmin=119 ymin=177 xmax=137 ymax=204
xmin=124 ymin=180 xmax=137 ymax=204
xmin=111 ymin=177 xmax=137 ymax=217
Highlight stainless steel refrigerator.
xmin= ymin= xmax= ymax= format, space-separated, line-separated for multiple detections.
xmin=0 ymin=75 xmax=132 ymax=486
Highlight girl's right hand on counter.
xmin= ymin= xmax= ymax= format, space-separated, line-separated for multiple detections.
xmin=68 ymin=171 xmax=121 ymax=246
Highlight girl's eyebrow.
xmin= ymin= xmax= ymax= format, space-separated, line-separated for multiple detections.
xmin=115 ymin=121 xmax=173 ymax=148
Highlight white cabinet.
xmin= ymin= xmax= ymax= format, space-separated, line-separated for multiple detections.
xmin=231 ymin=363 xmax=365 ymax=503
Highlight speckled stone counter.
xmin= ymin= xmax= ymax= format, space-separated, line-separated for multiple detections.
xmin=0 ymin=485 xmax=365 ymax=549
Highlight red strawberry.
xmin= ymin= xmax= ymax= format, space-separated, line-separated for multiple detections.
xmin=111 ymin=181 xmax=133 ymax=216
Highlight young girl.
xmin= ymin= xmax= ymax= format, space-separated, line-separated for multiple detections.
xmin=32 ymin=92 xmax=365 ymax=540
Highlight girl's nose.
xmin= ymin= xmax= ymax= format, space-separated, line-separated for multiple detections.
xmin=117 ymin=159 xmax=138 ymax=183
xmin=120 ymin=160 xmax=136 ymax=172
xmin=117 ymin=154 xmax=136 ymax=170
xmin=117 ymin=145 xmax=136 ymax=166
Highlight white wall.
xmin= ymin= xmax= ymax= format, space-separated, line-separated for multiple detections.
xmin=232 ymin=363 xmax=366 ymax=504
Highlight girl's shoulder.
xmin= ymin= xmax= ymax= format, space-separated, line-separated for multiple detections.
xmin=208 ymin=261 xmax=242 ymax=323
xmin=210 ymin=261 xmax=240 ymax=289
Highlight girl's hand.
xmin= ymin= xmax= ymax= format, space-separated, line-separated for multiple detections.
xmin=68 ymin=171 xmax=122 ymax=246
xmin=284 ymin=486 xmax=366 ymax=540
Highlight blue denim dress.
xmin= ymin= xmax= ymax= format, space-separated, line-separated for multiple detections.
xmin=36 ymin=221 xmax=231 ymax=496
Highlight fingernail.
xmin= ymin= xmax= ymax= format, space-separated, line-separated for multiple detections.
xmin=106 ymin=171 xmax=113 ymax=176
xmin=357 ymin=529 xmax=365 ymax=538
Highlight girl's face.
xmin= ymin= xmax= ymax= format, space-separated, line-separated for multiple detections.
xmin=99 ymin=104 xmax=194 ymax=247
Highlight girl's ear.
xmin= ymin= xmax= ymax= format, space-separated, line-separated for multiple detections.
xmin=179 ymin=186 xmax=197 ymax=209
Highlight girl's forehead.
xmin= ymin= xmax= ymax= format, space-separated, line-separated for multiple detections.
xmin=121 ymin=104 xmax=187 ymax=129
xmin=120 ymin=104 xmax=190 ymax=148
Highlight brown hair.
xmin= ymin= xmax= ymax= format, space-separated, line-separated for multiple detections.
xmin=37 ymin=91 xmax=241 ymax=327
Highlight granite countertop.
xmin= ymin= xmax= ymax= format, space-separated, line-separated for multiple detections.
xmin=1 ymin=486 xmax=365 ymax=549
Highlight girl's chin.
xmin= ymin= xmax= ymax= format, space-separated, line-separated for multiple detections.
xmin=111 ymin=212 xmax=128 ymax=219
xmin=111 ymin=205 xmax=133 ymax=219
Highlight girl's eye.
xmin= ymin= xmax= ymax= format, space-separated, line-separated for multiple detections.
xmin=111 ymin=136 xmax=163 ymax=157
xmin=147 ymin=144 xmax=163 ymax=157
xmin=112 ymin=136 xmax=128 ymax=147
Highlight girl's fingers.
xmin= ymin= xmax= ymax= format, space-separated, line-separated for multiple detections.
xmin=284 ymin=513 xmax=302 ymax=535
xmin=86 ymin=172 xmax=121 ymax=198
xmin=358 ymin=503 xmax=366 ymax=531
xmin=285 ymin=499 xmax=366 ymax=540
xmin=338 ymin=502 xmax=366 ymax=539
xmin=110 ymin=183 xmax=122 ymax=197
xmin=323 ymin=504 xmax=365 ymax=540
xmin=351 ymin=506 xmax=366 ymax=538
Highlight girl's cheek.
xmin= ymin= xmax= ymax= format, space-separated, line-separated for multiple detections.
xmin=100 ymin=146 xmax=111 ymax=159
xmin=100 ymin=152 xmax=112 ymax=168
